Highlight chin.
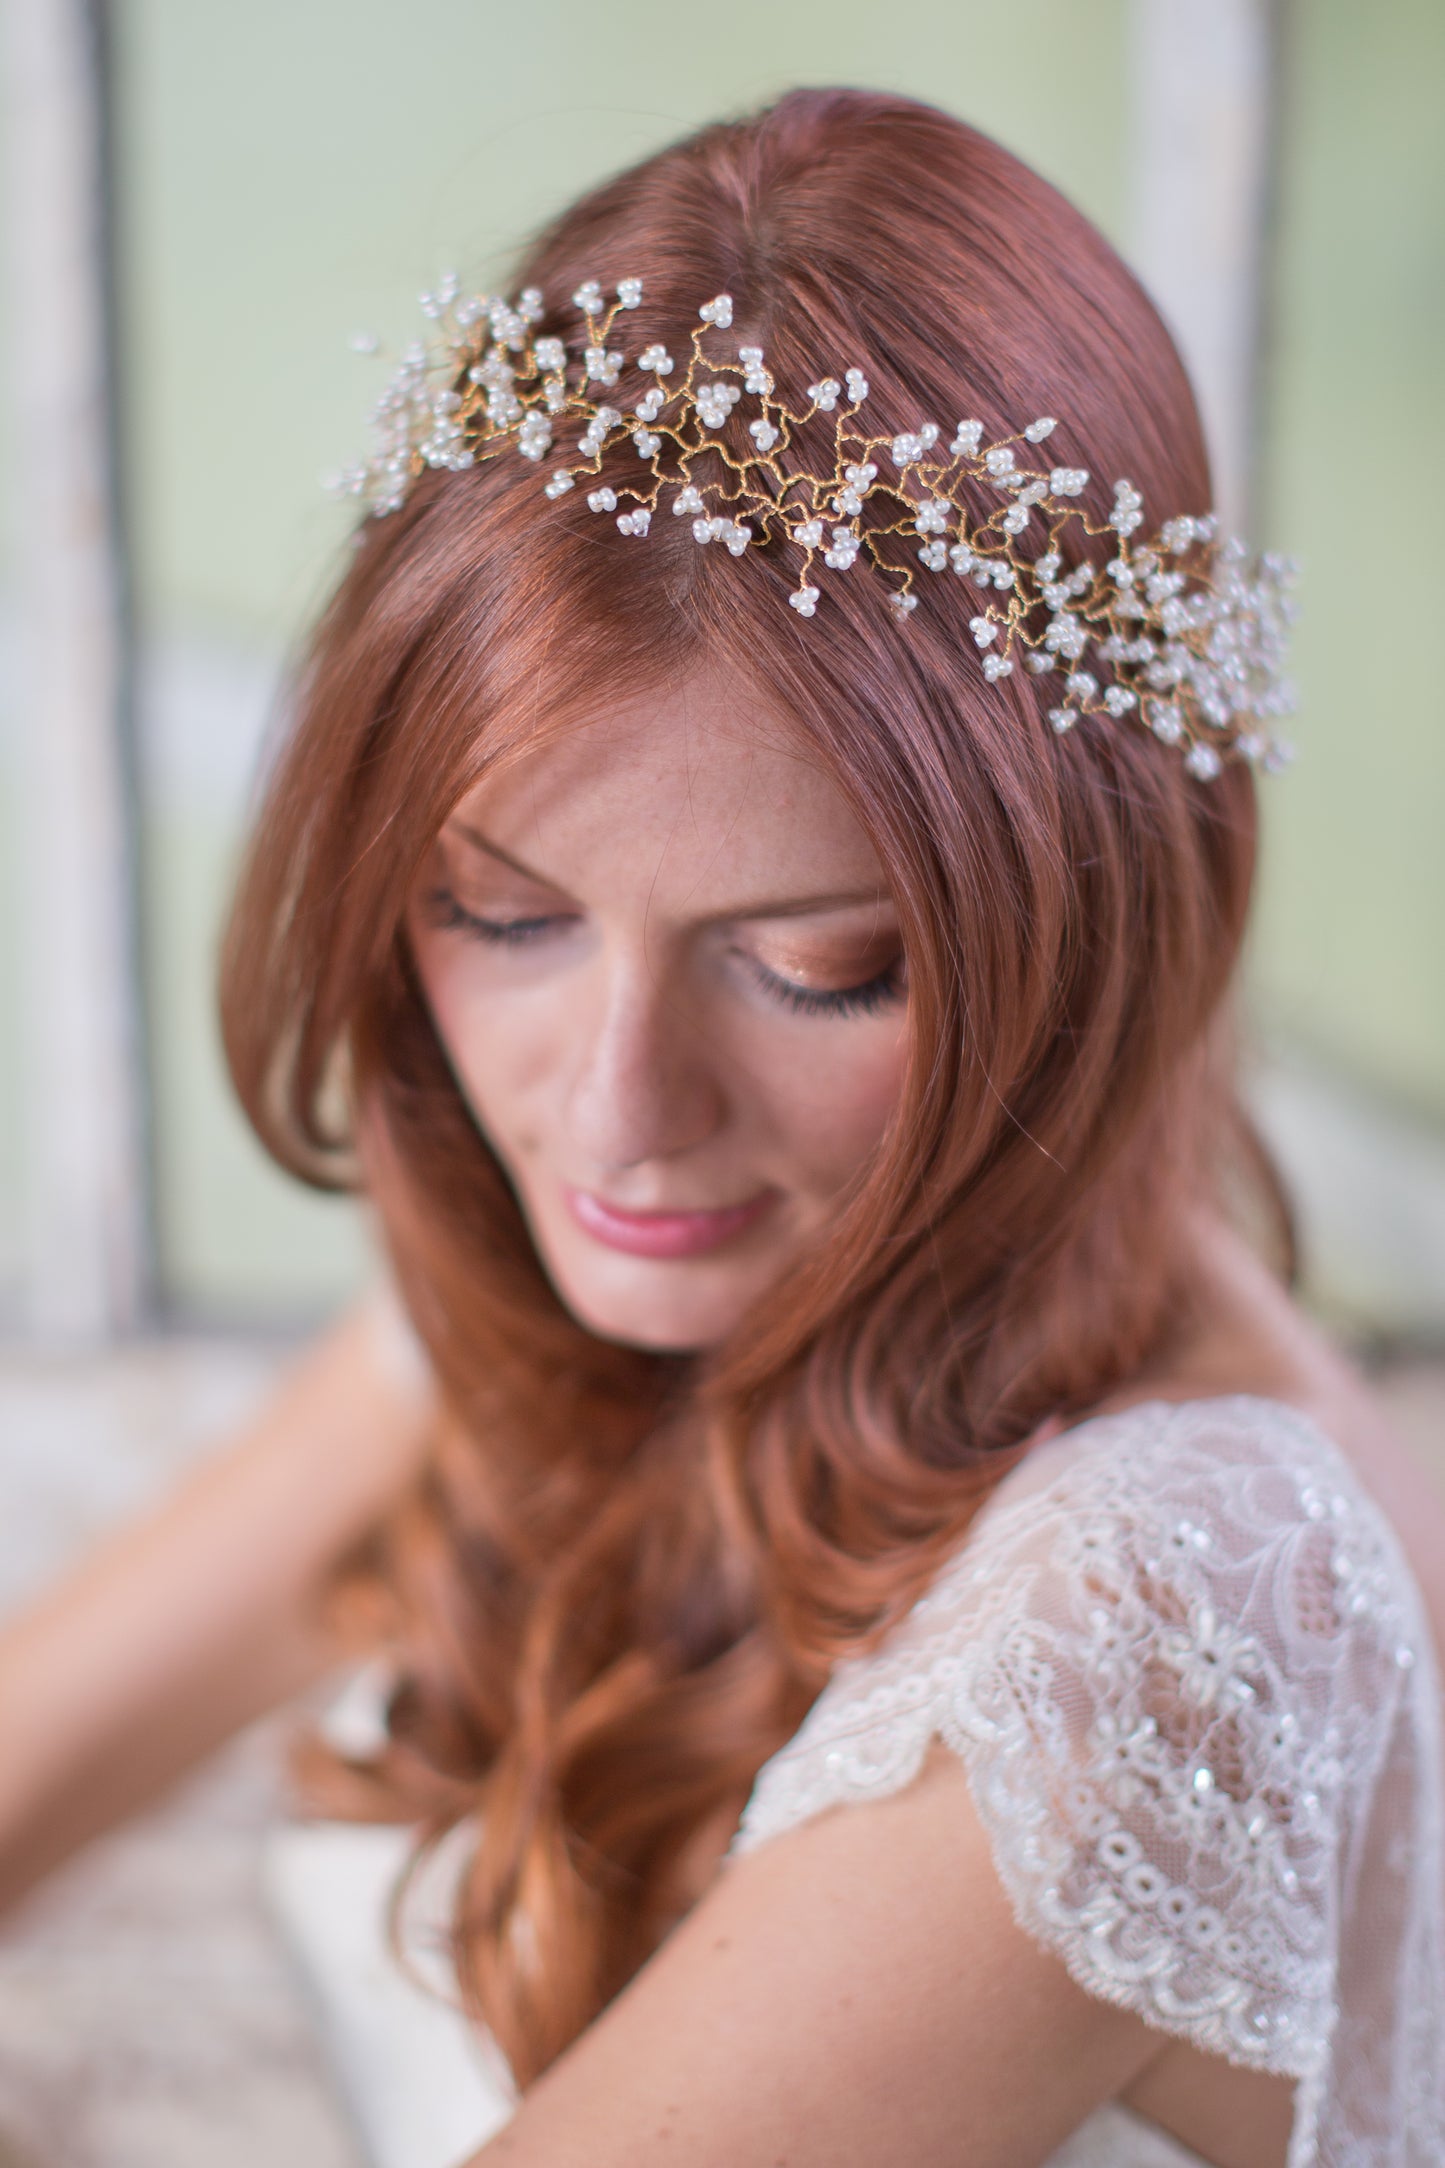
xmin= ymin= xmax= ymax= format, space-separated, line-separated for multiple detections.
xmin=546 ymin=1255 xmax=760 ymax=1354
xmin=556 ymin=1282 xmax=737 ymax=1354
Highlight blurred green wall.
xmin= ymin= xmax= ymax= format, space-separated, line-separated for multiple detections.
xmin=119 ymin=0 xmax=1129 ymax=646
xmin=1250 ymin=0 xmax=1445 ymax=1123
xmin=2 ymin=0 xmax=1441 ymax=1323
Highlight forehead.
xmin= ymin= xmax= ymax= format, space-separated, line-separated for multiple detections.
xmin=445 ymin=674 xmax=888 ymax=907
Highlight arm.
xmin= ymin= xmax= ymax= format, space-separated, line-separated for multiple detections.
xmin=0 ymin=1289 xmax=434 ymax=1914
xmin=466 ymin=1397 xmax=1370 ymax=2168
xmin=466 ymin=1740 xmax=1165 ymax=2168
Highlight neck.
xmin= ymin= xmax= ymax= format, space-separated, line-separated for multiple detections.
xmin=1098 ymin=1207 xmax=1358 ymax=1427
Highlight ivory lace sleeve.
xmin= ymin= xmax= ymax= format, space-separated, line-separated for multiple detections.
xmin=727 ymin=1397 xmax=1445 ymax=2165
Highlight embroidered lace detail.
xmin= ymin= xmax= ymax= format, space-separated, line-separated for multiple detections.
xmin=728 ymin=1397 xmax=1445 ymax=2167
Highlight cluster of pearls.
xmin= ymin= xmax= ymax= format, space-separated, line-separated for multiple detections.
xmin=330 ymin=274 xmax=1300 ymax=779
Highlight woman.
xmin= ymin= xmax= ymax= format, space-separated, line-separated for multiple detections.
xmin=2 ymin=86 xmax=1442 ymax=2168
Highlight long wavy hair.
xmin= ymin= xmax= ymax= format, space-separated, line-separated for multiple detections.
xmin=221 ymin=86 xmax=1290 ymax=2085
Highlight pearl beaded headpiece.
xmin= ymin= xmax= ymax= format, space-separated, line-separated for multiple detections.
xmin=330 ymin=275 xmax=1298 ymax=780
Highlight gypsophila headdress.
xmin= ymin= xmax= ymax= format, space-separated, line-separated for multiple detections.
xmin=329 ymin=275 xmax=1298 ymax=780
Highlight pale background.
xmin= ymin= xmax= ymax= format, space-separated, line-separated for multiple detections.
xmin=0 ymin=3 xmax=1442 ymax=2164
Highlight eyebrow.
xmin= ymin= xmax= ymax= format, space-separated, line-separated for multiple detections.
xmin=449 ymin=822 xmax=890 ymax=922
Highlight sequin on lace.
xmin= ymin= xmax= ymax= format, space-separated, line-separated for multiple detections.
xmin=728 ymin=1397 xmax=1445 ymax=2168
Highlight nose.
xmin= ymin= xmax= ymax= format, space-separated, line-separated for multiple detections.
xmin=562 ymin=953 xmax=726 ymax=1173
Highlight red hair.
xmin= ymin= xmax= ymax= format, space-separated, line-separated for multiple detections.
xmin=221 ymin=87 xmax=1290 ymax=2082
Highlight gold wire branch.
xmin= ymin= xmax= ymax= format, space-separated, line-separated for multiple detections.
xmin=331 ymin=275 xmax=1298 ymax=781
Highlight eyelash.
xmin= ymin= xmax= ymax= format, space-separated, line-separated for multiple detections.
xmin=428 ymin=890 xmax=905 ymax=1018
xmin=429 ymin=893 xmax=561 ymax=946
xmin=746 ymin=957 xmax=906 ymax=1018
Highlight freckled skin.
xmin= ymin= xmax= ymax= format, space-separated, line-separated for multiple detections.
xmin=407 ymin=675 xmax=911 ymax=1354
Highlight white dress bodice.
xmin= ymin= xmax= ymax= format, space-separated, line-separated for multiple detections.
xmin=265 ymin=1394 xmax=1445 ymax=2167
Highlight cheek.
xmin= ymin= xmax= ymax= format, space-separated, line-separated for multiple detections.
xmin=412 ymin=934 xmax=558 ymax=1135
xmin=746 ymin=1018 xmax=909 ymax=1180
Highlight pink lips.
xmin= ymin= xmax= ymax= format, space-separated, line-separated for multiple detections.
xmin=564 ymin=1185 xmax=777 ymax=1259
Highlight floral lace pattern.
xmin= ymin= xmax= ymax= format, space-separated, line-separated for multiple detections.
xmin=729 ymin=1398 xmax=1445 ymax=2166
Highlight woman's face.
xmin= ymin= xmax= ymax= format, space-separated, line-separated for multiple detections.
xmin=405 ymin=674 xmax=910 ymax=1352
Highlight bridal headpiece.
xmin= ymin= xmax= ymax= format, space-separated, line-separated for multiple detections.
xmin=330 ymin=275 xmax=1298 ymax=780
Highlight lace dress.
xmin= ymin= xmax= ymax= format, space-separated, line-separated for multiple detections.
xmin=264 ymin=1394 xmax=1445 ymax=2168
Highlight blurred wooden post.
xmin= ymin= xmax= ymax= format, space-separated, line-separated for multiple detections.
xmin=7 ymin=0 xmax=151 ymax=1341
xmin=1127 ymin=0 xmax=1288 ymax=532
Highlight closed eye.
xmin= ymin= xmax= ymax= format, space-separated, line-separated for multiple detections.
xmin=426 ymin=886 xmax=905 ymax=1015
xmin=747 ymin=955 xmax=905 ymax=1018
xmin=427 ymin=890 xmax=570 ymax=945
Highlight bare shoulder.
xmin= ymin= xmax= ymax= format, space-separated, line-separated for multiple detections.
xmin=268 ymin=1281 xmax=438 ymax=1510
